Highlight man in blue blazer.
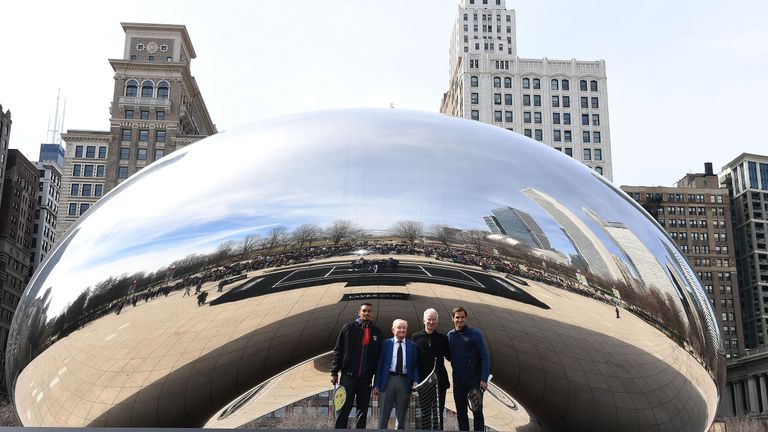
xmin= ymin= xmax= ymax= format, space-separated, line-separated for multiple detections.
xmin=373 ymin=319 xmax=419 ymax=429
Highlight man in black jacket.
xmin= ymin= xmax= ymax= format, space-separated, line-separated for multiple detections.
xmin=412 ymin=308 xmax=450 ymax=430
xmin=331 ymin=302 xmax=383 ymax=428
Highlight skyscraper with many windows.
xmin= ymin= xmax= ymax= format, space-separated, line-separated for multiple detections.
xmin=440 ymin=0 xmax=612 ymax=179
xmin=57 ymin=23 xmax=216 ymax=239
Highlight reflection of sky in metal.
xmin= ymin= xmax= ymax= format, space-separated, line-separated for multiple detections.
xmin=25 ymin=109 xmax=705 ymax=320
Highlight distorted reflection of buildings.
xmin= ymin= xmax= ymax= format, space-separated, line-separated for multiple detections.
xmin=483 ymin=207 xmax=551 ymax=250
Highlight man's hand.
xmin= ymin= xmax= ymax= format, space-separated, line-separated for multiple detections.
xmin=330 ymin=373 xmax=338 ymax=385
xmin=373 ymin=387 xmax=380 ymax=396
xmin=479 ymin=380 xmax=488 ymax=391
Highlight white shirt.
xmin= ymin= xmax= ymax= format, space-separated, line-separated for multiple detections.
xmin=389 ymin=338 xmax=407 ymax=373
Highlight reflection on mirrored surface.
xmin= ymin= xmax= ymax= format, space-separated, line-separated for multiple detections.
xmin=6 ymin=109 xmax=723 ymax=430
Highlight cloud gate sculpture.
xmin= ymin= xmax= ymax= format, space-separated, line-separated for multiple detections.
xmin=6 ymin=109 xmax=722 ymax=430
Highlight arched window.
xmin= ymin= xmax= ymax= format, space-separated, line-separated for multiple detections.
xmin=493 ymin=77 xmax=501 ymax=88
xmin=504 ymin=77 xmax=512 ymax=88
xmin=590 ymin=80 xmax=598 ymax=92
xmin=157 ymin=81 xmax=170 ymax=99
xmin=551 ymin=79 xmax=559 ymax=91
xmin=561 ymin=79 xmax=570 ymax=90
xmin=580 ymin=80 xmax=588 ymax=91
xmin=141 ymin=80 xmax=154 ymax=98
xmin=125 ymin=80 xmax=138 ymax=97
xmin=522 ymin=78 xmax=530 ymax=89
xmin=470 ymin=76 xmax=479 ymax=87
xmin=595 ymin=166 xmax=603 ymax=175
xmin=532 ymin=78 xmax=540 ymax=89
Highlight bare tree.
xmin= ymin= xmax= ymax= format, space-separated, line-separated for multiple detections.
xmin=238 ymin=234 xmax=259 ymax=259
xmin=326 ymin=220 xmax=361 ymax=245
xmin=0 ymin=397 xmax=20 ymax=426
xmin=262 ymin=226 xmax=288 ymax=252
xmin=392 ymin=220 xmax=424 ymax=245
xmin=292 ymin=223 xmax=323 ymax=249
xmin=431 ymin=224 xmax=457 ymax=247
xmin=721 ymin=417 xmax=768 ymax=432
xmin=215 ymin=240 xmax=238 ymax=262
xmin=461 ymin=230 xmax=488 ymax=254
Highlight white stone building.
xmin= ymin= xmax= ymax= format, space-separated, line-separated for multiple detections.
xmin=32 ymin=152 xmax=63 ymax=271
xmin=440 ymin=0 xmax=613 ymax=180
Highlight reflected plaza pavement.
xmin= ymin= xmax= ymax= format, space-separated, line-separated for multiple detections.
xmin=6 ymin=109 xmax=723 ymax=431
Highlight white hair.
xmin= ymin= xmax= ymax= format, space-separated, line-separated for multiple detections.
xmin=423 ymin=308 xmax=438 ymax=320
xmin=392 ymin=319 xmax=408 ymax=328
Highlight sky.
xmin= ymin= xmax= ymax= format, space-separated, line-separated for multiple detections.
xmin=1 ymin=0 xmax=766 ymax=187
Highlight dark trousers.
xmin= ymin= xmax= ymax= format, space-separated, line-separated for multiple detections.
xmin=417 ymin=384 xmax=447 ymax=430
xmin=335 ymin=374 xmax=372 ymax=429
xmin=453 ymin=380 xmax=484 ymax=431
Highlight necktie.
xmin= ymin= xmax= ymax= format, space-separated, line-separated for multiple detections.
xmin=396 ymin=341 xmax=404 ymax=375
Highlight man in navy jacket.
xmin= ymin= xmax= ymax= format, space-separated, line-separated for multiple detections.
xmin=447 ymin=307 xmax=490 ymax=431
xmin=373 ymin=319 xmax=419 ymax=429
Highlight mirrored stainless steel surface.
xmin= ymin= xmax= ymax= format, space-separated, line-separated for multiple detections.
xmin=6 ymin=109 xmax=723 ymax=430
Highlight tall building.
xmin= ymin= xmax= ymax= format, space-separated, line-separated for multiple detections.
xmin=621 ymin=163 xmax=743 ymax=358
xmin=719 ymin=154 xmax=768 ymax=350
xmin=57 ymin=23 xmax=217 ymax=238
xmin=484 ymin=206 xmax=550 ymax=249
xmin=31 ymin=144 xmax=64 ymax=271
xmin=0 ymin=150 xmax=39 ymax=389
xmin=0 ymin=104 xmax=11 ymax=207
xmin=440 ymin=0 xmax=612 ymax=179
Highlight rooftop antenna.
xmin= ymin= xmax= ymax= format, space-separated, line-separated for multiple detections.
xmin=48 ymin=89 xmax=61 ymax=144
xmin=59 ymin=97 xmax=67 ymax=145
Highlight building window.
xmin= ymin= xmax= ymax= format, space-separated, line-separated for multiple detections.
xmin=118 ymin=167 xmax=129 ymax=179
xmin=156 ymin=130 xmax=166 ymax=142
xmin=140 ymin=110 xmax=150 ymax=120
xmin=494 ymin=93 xmax=502 ymax=104
xmin=595 ymin=166 xmax=603 ymax=175
xmin=471 ymin=76 xmax=479 ymax=87
xmin=471 ymin=110 xmax=479 ymax=120
xmin=590 ymin=80 xmax=598 ymax=91
xmin=120 ymin=148 xmax=130 ymax=160
xmin=534 ymin=96 xmax=541 ymax=106
xmin=504 ymin=94 xmax=512 ymax=105
xmin=524 ymin=129 xmax=532 ymax=138
xmin=552 ymin=96 xmax=559 ymax=107
xmin=86 ymin=146 xmax=96 ymax=158
xmin=565 ymin=148 xmax=573 ymax=157
xmin=532 ymin=79 xmax=540 ymax=89
xmin=471 ymin=93 xmax=479 ymax=104
xmin=553 ymin=113 xmax=560 ymax=124
xmin=592 ymin=114 xmax=600 ymax=126
xmin=580 ymin=80 xmax=588 ymax=91
xmin=494 ymin=77 xmax=501 ymax=88
xmin=582 ymin=114 xmax=589 ymax=126
xmin=84 ymin=165 xmax=94 ymax=177
xmin=97 ymin=165 xmax=105 ymax=177
xmin=562 ymin=79 xmax=569 ymax=90
xmin=583 ymin=149 xmax=592 ymax=160
xmin=95 ymin=184 xmax=103 ymax=197
xmin=505 ymin=111 xmax=513 ymax=122
xmin=523 ymin=94 xmax=530 ymax=106
xmin=157 ymin=81 xmax=169 ymax=98
xmin=504 ymin=77 xmax=512 ymax=88
xmin=563 ymin=113 xmax=571 ymax=125
xmin=137 ymin=148 xmax=148 ymax=160
xmin=595 ymin=148 xmax=602 ymax=160
xmin=125 ymin=80 xmax=138 ymax=97
xmin=98 ymin=146 xmax=107 ymax=158
xmin=494 ymin=111 xmax=502 ymax=122
xmin=155 ymin=148 xmax=165 ymax=160
xmin=591 ymin=97 xmax=599 ymax=108
xmin=75 ymin=146 xmax=83 ymax=157
xmin=554 ymin=130 xmax=561 ymax=141
xmin=121 ymin=129 xmax=132 ymax=141
xmin=141 ymin=80 xmax=154 ymax=98
xmin=551 ymin=79 xmax=559 ymax=91
xmin=581 ymin=97 xmax=588 ymax=108
xmin=535 ymin=129 xmax=543 ymax=141
xmin=522 ymin=78 xmax=530 ymax=89
xmin=68 ymin=203 xmax=77 ymax=215
xmin=524 ymin=112 xmax=531 ymax=123
xmin=564 ymin=130 xmax=572 ymax=142
xmin=156 ymin=111 xmax=166 ymax=120
xmin=594 ymin=131 xmax=601 ymax=143
xmin=73 ymin=164 xmax=81 ymax=176
xmin=125 ymin=110 xmax=134 ymax=119
xmin=82 ymin=184 xmax=92 ymax=197
xmin=139 ymin=130 xmax=149 ymax=141
xmin=80 ymin=203 xmax=90 ymax=215
xmin=70 ymin=184 xmax=79 ymax=196
xmin=534 ymin=112 xmax=542 ymax=123
xmin=563 ymin=96 xmax=570 ymax=108
xmin=583 ymin=131 xmax=590 ymax=142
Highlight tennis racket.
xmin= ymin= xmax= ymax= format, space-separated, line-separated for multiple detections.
xmin=333 ymin=384 xmax=347 ymax=413
xmin=467 ymin=374 xmax=493 ymax=414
